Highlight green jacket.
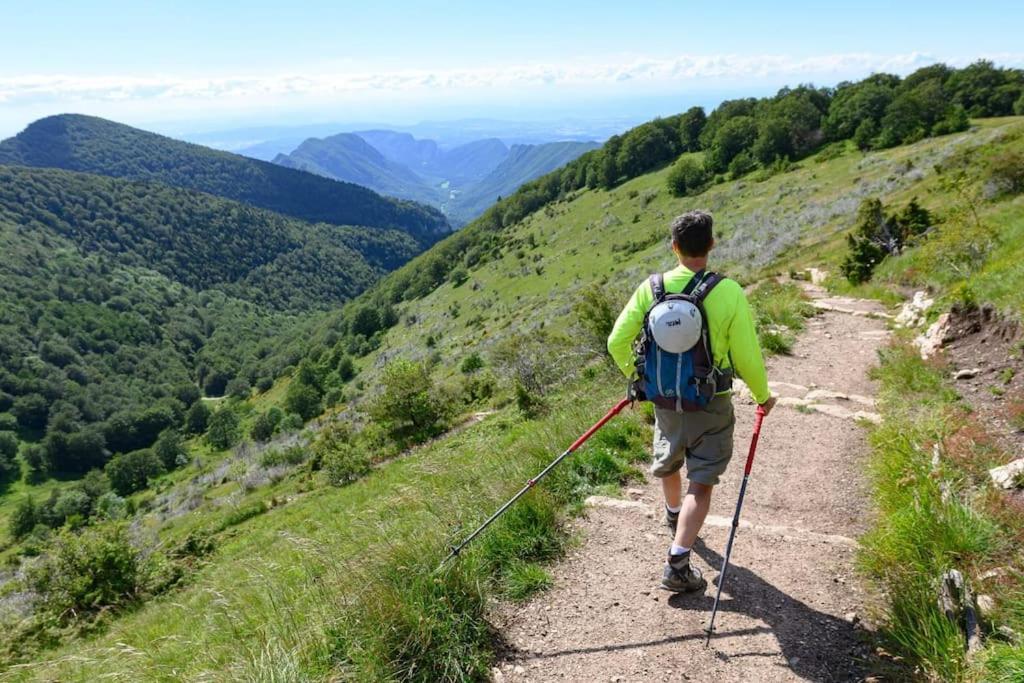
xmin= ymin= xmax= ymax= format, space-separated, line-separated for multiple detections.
xmin=606 ymin=265 xmax=770 ymax=404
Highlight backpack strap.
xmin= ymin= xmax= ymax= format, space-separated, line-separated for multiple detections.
xmin=648 ymin=273 xmax=666 ymax=302
xmin=690 ymin=271 xmax=724 ymax=303
xmin=682 ymin=269 xmax=706 ymax=296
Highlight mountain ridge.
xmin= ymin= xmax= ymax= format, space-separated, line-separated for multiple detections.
xmin=0 ymin=114 xmax=451 ymax=244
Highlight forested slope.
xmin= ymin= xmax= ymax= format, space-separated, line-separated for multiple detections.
xmin=0 ymin=114 xmax=451 ymax=243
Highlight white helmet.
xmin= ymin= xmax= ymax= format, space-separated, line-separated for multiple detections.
xmin=648 ymin=299 xmax=702 ymax=353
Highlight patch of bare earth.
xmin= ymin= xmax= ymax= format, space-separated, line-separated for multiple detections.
xmin=492 ymin=289 xmax=892 ymax=682
xmin=942 ymin=304 xmax=1024 ymax=455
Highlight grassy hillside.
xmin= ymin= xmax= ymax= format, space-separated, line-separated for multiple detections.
xmin=8 ymin=115 xmax=1022 ymax=680
xmin=0 ymin=115 xmax=450 ymax=243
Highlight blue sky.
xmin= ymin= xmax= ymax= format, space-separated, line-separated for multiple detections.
xmin=2 ymin=1 xmax=1022 ymax=137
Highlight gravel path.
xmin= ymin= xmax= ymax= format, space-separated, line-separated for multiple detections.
xmin=493 ymin=287 xmax=891 ymax=683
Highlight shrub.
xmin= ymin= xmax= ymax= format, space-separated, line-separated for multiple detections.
xmin=23 ymin=443 xmax=50 ymax=481
xmin=206 ymin=408 xmax=241 ymax=450
xmin=185 ymin=401 xmax=211 ymax=434
xmin=153 ymin=429 xmax=188 ymax=470
xmin=250 ymin=407 xmax=284 ymax=442
xmin=314 ymin=424 xmax=371 ymax=486
xmin=284 ymin=380 xmax=322 ymax=422
xmin=27 ymin=523 xmax=142 ymax=623
xmin=666 ymin=156 xmax=709 ymax=197
xmin=460 ymin=353 xmax=484 ymax=375
xmin=0 ymin=430 xmax=18 ymax=478
xmin=367 ymin=359 xmax=447 ymax=446
xmin=105 ymin=449 xmax=165 ymax=496
xmin=986 ymin=150 xmax=1024 ymax=196
xmin=841 ymin=197 xmax=933 ymax=284
xmin=225 ymin=377 xmax=251 ymax=399
xmin=95 ymin=491 xmax=128 ymax=520
xmin=9 ymin=496 xmax=37 ymax=539
xmin=0 ymin=413 xmax=17 ymax=431
xmin=259 ymin=445 xmax=308 ymax=468
xmin=572 ymin=287 xmax=618 ymax=357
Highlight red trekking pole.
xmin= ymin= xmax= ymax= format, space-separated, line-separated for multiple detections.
xmin=439 ymin=398 xmax=631 ymax=569
xmin=705 ymin=404 xmax=767 ymax=646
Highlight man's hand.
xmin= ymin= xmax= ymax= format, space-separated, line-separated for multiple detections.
xmin=758 ymin=395 xmax=777 ymax=417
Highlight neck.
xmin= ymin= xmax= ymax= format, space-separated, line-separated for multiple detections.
xmin=679 ymin=255 xmax=709 ymax=272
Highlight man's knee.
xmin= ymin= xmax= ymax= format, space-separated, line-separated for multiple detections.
xmin=686 ymin=480 xmax=713 ymax=500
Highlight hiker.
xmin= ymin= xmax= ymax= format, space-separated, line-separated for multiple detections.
xmin=607 ymin=210 xmax=776 ymax=593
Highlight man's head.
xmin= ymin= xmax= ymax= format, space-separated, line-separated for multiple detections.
xmin=670 ymin=210 xmax=714 ymax=259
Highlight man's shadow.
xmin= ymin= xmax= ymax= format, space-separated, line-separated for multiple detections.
xmin=517 ymin=538 xmax=869 ymax=682
xmin=665 ymin=538 xmax=868 ymax=681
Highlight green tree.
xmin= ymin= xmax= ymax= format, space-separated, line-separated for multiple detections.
xmin=704 ymin=116 xmax=757 ymax=172
xmin=185 ymin=401 xmax=212 ymax=434
xmin=250 ymin=407 xmax=284 ymax=442
xmin=105 ymin=449 xmax=165 ymax=496
xmin=852 ymin=118 xmax=879 ymax=151
xmin=284 ymin=381 xmax=322 ymax=422
xmin=315 ymin=424 xmax=371 ymax=486
xmin=367 ymin=359 xmax=447 ymax=446
xmin=9 ymin=496 xmax=37 ymax=539
xmin=206 ymin=408 xmax=241 ymax=450
xmin=666 ymin=156 xmax=709 ymax=197
xmin=23 ymin=443 xmax=49 ymax=482
xmin=678 ymin=106 xmax=707 ymax=152
xmin=0 ymin=430 xmax=18 ymax=480
xmin=460 ymin=353 xmax=485 ymax=375
xmin=153 ymin=429 xmax=188 ymax=470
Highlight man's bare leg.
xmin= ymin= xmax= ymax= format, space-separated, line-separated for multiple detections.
xmin=674 ymin=480 xmax=713 ymax=548
xmin=661 ymin=470 xmax=683 ymax=510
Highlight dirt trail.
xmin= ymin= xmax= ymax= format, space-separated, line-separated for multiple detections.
xmin=493 ymin=285 xmax=890 ymax=683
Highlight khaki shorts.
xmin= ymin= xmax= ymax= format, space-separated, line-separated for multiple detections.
xmin=651 ymin=394 xmax=735 ymax=486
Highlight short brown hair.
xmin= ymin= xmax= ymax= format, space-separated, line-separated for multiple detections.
xmin=670 ymin=210 xmax=714 ymax=257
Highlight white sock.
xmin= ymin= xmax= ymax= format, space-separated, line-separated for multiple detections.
xmin=665 ymin=503 xmax=681 ymax=514
xmin=670 ymin=544 xmax=690 ymax=556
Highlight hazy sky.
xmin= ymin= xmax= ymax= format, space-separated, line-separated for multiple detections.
xmin=2 ymin=1 xmax=1022 ymax=137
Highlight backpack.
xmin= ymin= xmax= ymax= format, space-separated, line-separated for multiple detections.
xmin=631 ymin=270 xmax=730 ymax=412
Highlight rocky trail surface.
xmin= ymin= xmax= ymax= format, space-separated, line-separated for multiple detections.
xmin=493 ymin=285 xmax=891 ymax=682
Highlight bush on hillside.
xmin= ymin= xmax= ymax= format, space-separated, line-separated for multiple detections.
xmin=985 ymin=150 xmax=1024 ymax=197
xmin=0 ymin=430 xmax=18 ymax=479
xmin=105 ymin=449 xmax=165 ymax=496
xmin=315 ymin=424 xmax=372 ymax=486
xmin=841 ymin=197 xmax=933 ymax=284
xmin=666 ymin=156 xmax=708 ymax=197
xmin=9 ymin=496 xmax=37 ymax=539
xmin=250 ymin=407 xmax=284 ymax=442
xmin=206 ymin=408 xmax=241 ymax=450
xmin=153 ymin=429 xmax=188 ymax=470
xmin=572 ymin=287 xmax=619 ymax=358
xmin=27 ymin=523 xmax=142 ymax=624
xmin=367 ymin=359 xmax=447 ymax=446
xmin=185 ymin=401 xmax=212 ymax=435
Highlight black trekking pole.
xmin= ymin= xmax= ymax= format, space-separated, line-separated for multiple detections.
xmin=705 ymin=404 xmax=767 ymax=647
xmin=438 ymin=398 xmax=631 ymax=570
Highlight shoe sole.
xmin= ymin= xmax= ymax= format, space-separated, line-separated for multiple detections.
xmin=659 ymin=578 xmax=707 ymax=594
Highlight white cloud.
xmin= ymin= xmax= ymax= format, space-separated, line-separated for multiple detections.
xmin=4 ymin=51 xmax=1023 ymax=107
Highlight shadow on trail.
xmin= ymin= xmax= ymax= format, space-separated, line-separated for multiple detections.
xmin=509 ymin=538 xmax=869 ymax=683
xmin=666 ymin=538 xmax=868 ymax=682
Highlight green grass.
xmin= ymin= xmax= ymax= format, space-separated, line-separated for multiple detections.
xmin=860 ymin=345 xmax=1024 ymax=681
xmin=10 ymin=375 xmax=649 ymax=680
xmin=748 ymin=281 xmax=816 ymax=355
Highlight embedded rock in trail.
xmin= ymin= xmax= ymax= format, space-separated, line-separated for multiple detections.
xmin=494 ymin=287 xmax=889 ymax=681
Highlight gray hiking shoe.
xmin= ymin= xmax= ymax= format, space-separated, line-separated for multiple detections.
xmin=660 ymin=552 xmax=707 ymax=593
xmin=665 ymin=507 xmax=679 ymax=534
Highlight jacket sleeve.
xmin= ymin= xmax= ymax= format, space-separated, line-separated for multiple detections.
xmin=728 ymin=290 xmax=771 ymax=404
xmin=606 ymin=281 xmax=649 ymax=377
